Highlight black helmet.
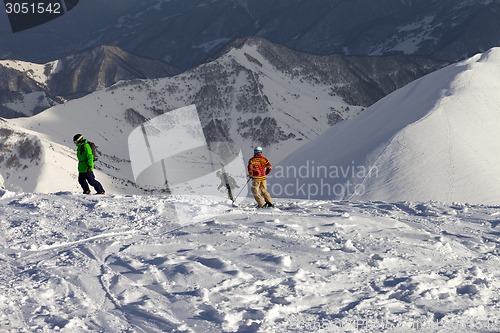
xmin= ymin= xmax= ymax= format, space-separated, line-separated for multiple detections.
xmin=73 ymin=134 xmax=84 ymax=144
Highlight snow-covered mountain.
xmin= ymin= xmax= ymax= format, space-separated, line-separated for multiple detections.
xmin=46 ymin=45 xmax=179 ymax=100
xmin=0 ymin=0 xmax=498 ymax=70
xmin=0 ymin=191 xmax=498 ymax=332
xmin=0 ymin=45 xmax=178 ymax=118
xmin=274 ymin=47 xmax=500 ymax=205
xmin=2 ymin=38 xmax=444 ymax=194
xmin=0 ymin=62 xmax=60 ymax=118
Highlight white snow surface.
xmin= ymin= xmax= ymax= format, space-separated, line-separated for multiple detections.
xmin=0 ymin=191 xmax=498 ymax=332
xmin=274 ymin=48 xmax=500 ymax=205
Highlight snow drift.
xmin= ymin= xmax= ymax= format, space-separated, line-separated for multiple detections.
xmin=273 ymin=48 xmax=500 ymax=205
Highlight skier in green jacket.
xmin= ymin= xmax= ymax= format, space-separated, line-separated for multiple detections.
xmin=73 ymin=134 xmax=105 ymax=194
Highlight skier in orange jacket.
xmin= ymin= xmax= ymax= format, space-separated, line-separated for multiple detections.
xmin=248 ymin=146 xmax=274 ymax=208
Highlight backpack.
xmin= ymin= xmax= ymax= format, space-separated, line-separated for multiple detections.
xmin=87 ymin=141 xmax=99 ymax=161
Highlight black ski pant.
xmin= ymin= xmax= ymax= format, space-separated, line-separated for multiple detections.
xmin=78 ymin=171 xmax=104 ymax=193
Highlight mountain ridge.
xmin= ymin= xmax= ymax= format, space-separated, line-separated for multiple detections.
xmin=0 ymin=45 xmax=179 ymax=117
xmin=273 ymin=47 xmax=500 ymax=205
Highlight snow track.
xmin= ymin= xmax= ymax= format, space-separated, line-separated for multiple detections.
xmin=0 ymin=191 xmax=498 ymax=332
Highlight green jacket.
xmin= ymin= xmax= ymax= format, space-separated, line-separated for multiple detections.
xmin=76 ymin=140 xmax=94 ymax=173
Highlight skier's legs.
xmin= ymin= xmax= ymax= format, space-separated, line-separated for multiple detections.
xmin=86 ymin=171 xmax=105 ymax=193
xmin=259 ymin=180 xmax=273 ymax=204
xmin=78 ymin=173 xmax=90 ymax=193
xmin=251 ymin=179 xmax=266 ymax=207
xmin=226 ymin=184 xmax=234 ymax=201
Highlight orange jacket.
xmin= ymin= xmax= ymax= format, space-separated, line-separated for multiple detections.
xmin=248 ymin=153 xmax=272 ymax=180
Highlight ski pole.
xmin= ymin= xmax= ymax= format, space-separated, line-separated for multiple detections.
xmin=233 ymin=177 xmax=251 ymax=202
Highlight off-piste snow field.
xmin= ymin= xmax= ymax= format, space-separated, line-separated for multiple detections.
xmin=0 ymin=191 xmax=498 ymax=332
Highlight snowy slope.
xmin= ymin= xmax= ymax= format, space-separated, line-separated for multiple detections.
xmin=0 ymin=118 xmax=114 ymax=194
xmin=0 ymin=191 xmax=498 ymax=332
xmin=273 ymin=48 xmax=500 ymax=205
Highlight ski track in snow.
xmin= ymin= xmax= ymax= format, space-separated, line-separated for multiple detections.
xmin=0 ymin=191 xmax=498 ymax=333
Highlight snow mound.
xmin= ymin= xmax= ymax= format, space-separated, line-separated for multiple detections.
xmin=273 ymin=48 xmax=500 ymax=205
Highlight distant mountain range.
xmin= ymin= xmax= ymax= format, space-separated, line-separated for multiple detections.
xmin=0 ymin=0 xmax=498 ymax=70
xmin=46 ymin=45 xmax=179 ymax=100
xmin=0 ymin=45 xmax=178 ymax=117
xmin=0 ymin=37 xmax=446 ymax=193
